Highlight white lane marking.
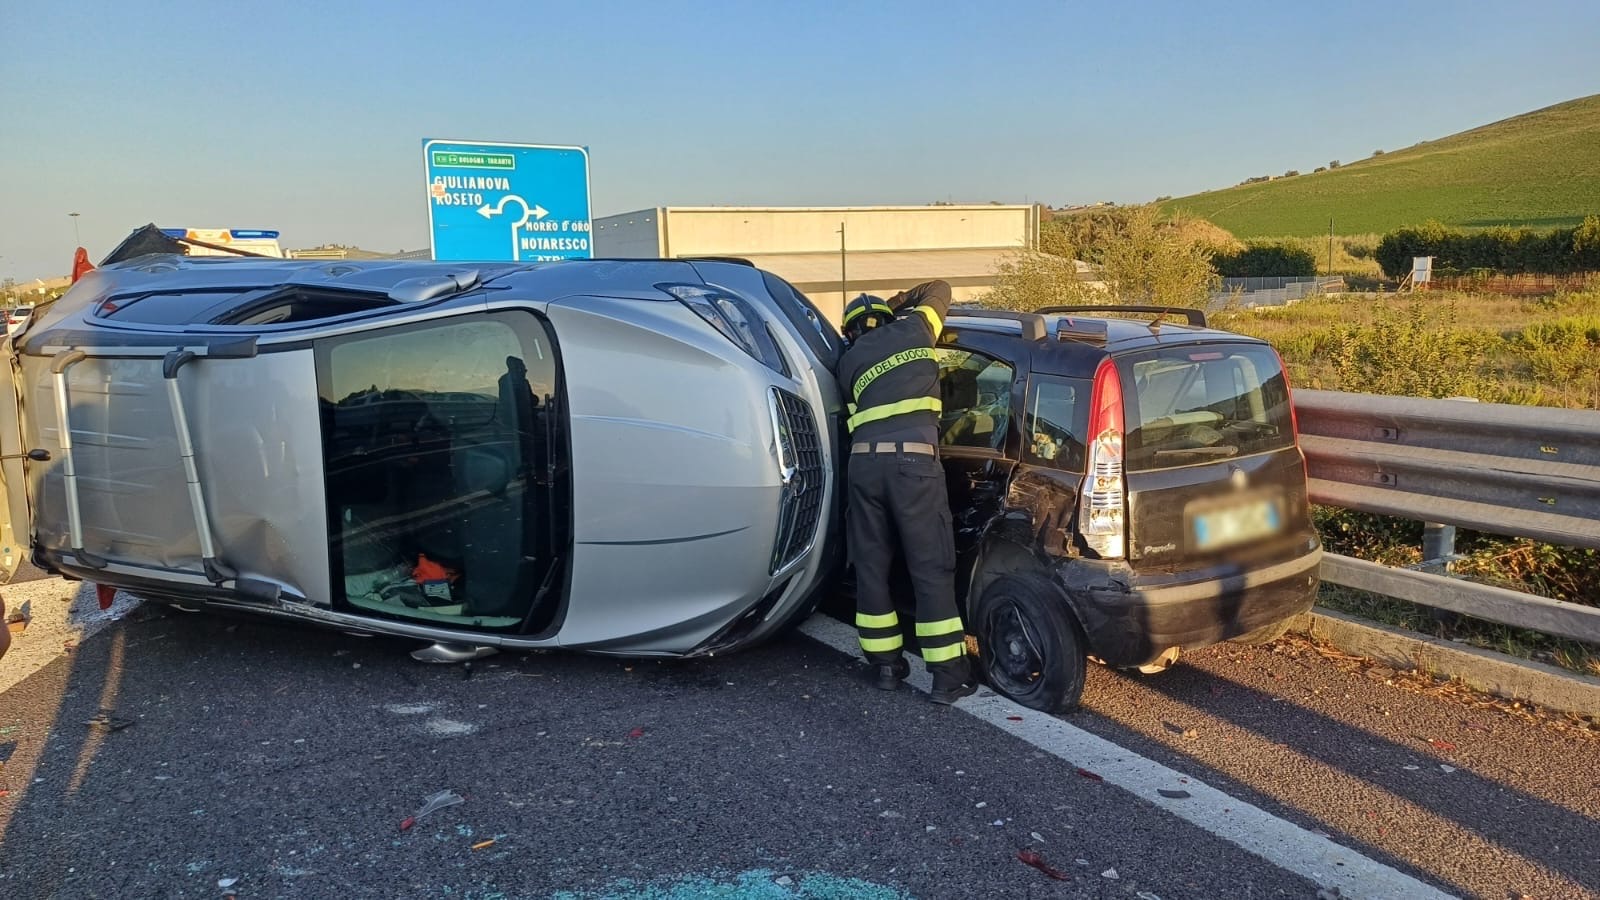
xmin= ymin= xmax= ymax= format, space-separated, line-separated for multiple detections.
xmin=799 ymin=614 xmax=1455 ymax=900
xmin=423 ymin=718 xmax=479 ymax=737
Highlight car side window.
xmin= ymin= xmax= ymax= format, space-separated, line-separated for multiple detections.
xmin=1023 ymin=376 xmax=1087 ymax=472
xmin=935 ymin=348 xmax=1014 ymax=451
xmin=316 ymin=311 xmax=559 ymax=628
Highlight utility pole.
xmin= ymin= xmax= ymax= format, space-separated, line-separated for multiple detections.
xmin=838 ymin=221 xmax=847 ymax=304
xmin=69 ymin=212 xmax=82 ymax=245
xmin=1328 ymin=216 xmax=1334 ymax=276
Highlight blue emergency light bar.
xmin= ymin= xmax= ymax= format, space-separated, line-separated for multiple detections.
xmin=159 ymin=228 xmax=281 ymax=239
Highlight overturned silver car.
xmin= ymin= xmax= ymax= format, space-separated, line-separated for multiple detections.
xmin=0 ymin=256 xmax=845 ymax=656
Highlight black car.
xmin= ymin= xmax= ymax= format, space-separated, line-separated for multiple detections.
xmin=925 ymin=305 xmax=1322 ymax=711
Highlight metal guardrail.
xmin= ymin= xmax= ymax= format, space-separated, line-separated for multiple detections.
xmin=1295 ymin=389 xmax=1600 ymax=645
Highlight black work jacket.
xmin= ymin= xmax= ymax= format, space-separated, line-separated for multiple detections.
xmin=835 ymin=280 xmax=953 ymax=446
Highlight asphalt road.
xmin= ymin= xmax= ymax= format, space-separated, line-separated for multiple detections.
xmin=0 ymin=597 xmax=1595 ymax=899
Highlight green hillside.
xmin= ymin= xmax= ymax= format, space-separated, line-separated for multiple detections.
xmin=1159 ymin=93 xmax=1600 ymax=238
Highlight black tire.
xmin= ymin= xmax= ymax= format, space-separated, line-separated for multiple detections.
xmin=971 ymin=575 xmax=1087 ymax=713
xmin=1230 ymin=617 xmax=1293 ymax=646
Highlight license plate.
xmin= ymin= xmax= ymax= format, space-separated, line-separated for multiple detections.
xmin=1193 ymin=499 xmax=1282 ymax=551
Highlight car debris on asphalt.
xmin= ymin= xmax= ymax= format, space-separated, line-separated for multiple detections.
xmin=84 ymin=711 xmax=135 ymax=732
xmin=400 ymin=789 xmax=465 ymax=831
xmin=1016 ymin=849 xmax=1069 ymax=881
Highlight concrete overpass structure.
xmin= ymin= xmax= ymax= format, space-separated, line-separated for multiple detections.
xmin=593 ymin=205 xmax=1041 ymax=324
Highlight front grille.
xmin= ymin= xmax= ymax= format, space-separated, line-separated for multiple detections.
xmin=771 ymin=388 xmax=825 ymax=574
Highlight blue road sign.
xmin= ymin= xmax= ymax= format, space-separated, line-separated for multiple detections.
xmin=423 ymin=139 xmax=592 ymax=262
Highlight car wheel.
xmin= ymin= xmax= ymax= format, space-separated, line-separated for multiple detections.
xmin=1230 ymin=617 xmax=1294 ymax=646
xmin=972 ymin=575 xmax=1086 ymax=713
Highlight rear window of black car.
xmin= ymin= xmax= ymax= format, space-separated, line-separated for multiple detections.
xmin=1116 ymin=342 xmax=1293 ymax=472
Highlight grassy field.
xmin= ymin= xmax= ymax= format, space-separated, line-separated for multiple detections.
xmin=1158 ymin=93 xmax=1600 ymax=237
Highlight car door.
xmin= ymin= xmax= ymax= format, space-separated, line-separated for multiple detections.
xmin=933 ymin=332 xmax=1023 ymax=591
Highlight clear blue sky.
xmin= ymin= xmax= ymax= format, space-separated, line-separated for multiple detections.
xmin=2 ymin=0 xmax=1596 ymax=282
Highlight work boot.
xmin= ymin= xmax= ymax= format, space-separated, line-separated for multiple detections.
xmin=929 ymin=659 xmax=978 ymax=706
xmin=872 ymin=656 xmax=910 ymax=690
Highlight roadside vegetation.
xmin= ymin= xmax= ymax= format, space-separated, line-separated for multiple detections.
xmin=987 ymin=205 xmax=1220 ymax=310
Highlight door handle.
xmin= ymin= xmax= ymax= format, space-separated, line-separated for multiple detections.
xmin=0 ymin=449 xmax=51 ymax=462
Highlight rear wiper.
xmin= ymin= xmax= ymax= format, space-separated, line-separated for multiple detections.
xmin=1153 ymin=446 xmax=1239 ymax=459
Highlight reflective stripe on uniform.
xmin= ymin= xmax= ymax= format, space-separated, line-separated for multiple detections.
xmin=856 ymin=611 xmax=899 ymax=629
xmin=915 ymin=616 xmax=964 ymax=637
xmin=922 ymin=642 xmax=966 ymax=663
xmin=847 ymin=396 xmax=942 ymax=432
xmin=915 ymin=305 xmax=943 ymax=335
xmin=852 ymin=347 xmax=935 ymax=401
xmin=860 ymin=635 xmax=904 ymax=653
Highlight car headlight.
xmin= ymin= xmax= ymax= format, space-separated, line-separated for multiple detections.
xmin=656 ymin=282 xmax=790 ymax=376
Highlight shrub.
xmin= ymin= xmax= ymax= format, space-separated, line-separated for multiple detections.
xmin=1329 ymin=160 xmax=1342 ymax=169
xmin=1513 ymin=317 xmax=1600 ymax=383
xmin=990 ymin=205 xmax=1218 ymax=310
xmin=1325 ymin=300 xmax=1492 ymax=398
xmin=1374 ymin=218 xmax=1600 ymax=277
xmin=1213 ymin=242 xmax=1319 ymax=277
xmin=1574 ymin=215 xmax=1600 ymax=271
xmin=1283 ymin=170 xmax=1300 ymax=177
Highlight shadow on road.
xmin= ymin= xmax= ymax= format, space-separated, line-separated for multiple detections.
xmin=1074 ymin=652 xmax=1599 ymax=896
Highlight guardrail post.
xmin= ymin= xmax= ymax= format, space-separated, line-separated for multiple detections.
xmin=1421 ymin=521 xmax=1460 ymax=626
xmin=1421 ymin=522 xmax=1456 ymax=572
xmin=1419 ymin=396 xmax=1476 ymax=624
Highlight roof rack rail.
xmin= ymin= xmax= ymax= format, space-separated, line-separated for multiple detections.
xmin=1036 ymin=305 xmax=1207 ymax=328
xmin=948 ymin=307 xmax=1047 ymax=341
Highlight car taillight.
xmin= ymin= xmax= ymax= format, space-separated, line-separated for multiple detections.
xmin=1274 ymin=349 xmax=1311 ymax=490
xmin=1078 ymin=357 xmax=1126 ymax=559
xmin=1274 ymin=349 xmax=1300 ymax=440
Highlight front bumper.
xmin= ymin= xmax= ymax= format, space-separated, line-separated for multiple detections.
xmin=1063 ymin=546 xmax=1323 ymax=668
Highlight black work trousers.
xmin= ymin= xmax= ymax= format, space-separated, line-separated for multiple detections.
xmin=847 ymin=446 xmax=971 ymax=685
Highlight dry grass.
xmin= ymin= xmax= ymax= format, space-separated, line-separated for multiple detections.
xmin=1213 ymin=284 xmax=1600 ymax=408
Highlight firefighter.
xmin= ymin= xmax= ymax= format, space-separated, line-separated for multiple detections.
xmin=837 ymin=279 xmax=976 ymax=705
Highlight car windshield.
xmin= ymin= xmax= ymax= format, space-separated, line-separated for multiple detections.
xmin=1117 ymin=343 xmax=1294 ymax=471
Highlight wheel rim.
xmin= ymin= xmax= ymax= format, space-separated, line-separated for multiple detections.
xmin=981 ymin=599 xmax=1045 ymax=696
